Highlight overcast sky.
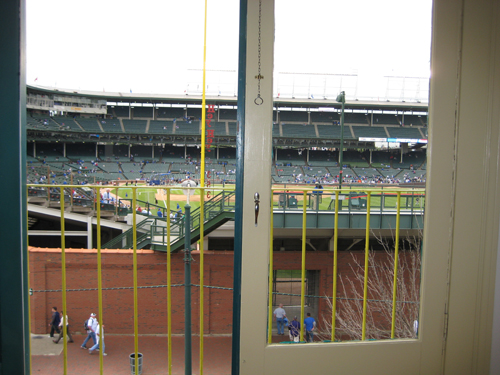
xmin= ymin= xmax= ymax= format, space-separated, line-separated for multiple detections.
xmin=26 ymin=0 xmax=432 ymax=102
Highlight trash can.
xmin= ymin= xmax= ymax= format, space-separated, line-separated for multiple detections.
xmin=129 ymin=352 xmax=143 ymax=375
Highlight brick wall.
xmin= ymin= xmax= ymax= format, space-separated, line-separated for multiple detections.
xmin=29 ymin=247 xmax=418 ymax=337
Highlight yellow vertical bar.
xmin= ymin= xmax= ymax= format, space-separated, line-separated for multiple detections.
xmin=199 ymin=2 xmax=208 ymax=374
xmin=60 ymin=190 xmax=68 ymax=374
xmin=267 ymin=191 xmax=274 ymax=344
xmin=132 ymin=187 xmax=139 ymax=375
xmin=331 ymin=190 xmax=339 ymax=342
xmin=167 ymin=189 xmax=172 ymax=375
xmin=391 ymin=191 xmax=402 ymax=338
xmin=361 ymin=191 xmax=371 ymax=340
xmin=299 ymin=191 xmax=307 ymax=342
xmin=26 ymin=188 xmax=32 ymax=375
xmin=96 ymin=187 xmax=104 ymax=373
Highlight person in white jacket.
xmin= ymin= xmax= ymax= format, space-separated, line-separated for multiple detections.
xmin=89 ymin=323 xmax=107 ymax=355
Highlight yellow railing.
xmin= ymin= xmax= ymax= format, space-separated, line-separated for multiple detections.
xmin=28 ymin=184 xmax=215 ymax=375
xmin=27 ymin=184 xmax=423 ymax=374
xmin=267 ymin=187 xmax=423 ymax=344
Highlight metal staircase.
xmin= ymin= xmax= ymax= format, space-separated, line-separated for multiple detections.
xmin=101 ymin=190 xmax=236 ymax=252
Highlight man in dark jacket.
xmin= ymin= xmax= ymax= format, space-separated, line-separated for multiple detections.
xmin=48 ymin=307 xmax=60 ymax=337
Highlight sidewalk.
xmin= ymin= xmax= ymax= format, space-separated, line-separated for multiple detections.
xmin=32 ymin=334 xmax=231 ymax=375
xmin=31 ymin=333 xmax=289 ymax=375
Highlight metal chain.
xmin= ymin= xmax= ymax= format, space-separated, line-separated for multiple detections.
xmin=254 ymin=0 xmax=264 ymax=105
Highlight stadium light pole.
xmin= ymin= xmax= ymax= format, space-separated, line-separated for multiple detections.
xmin=336 ymin=91 xmax=346 ymax=191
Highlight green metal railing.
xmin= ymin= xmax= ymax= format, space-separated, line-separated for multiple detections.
xmin=150 ymin=191 xmax=236 ymax=251
xmin=102 ymin=218 xmax=153 ymax=249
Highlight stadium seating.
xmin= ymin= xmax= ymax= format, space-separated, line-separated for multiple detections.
xmin=219 ymin=109 xmax=237 ymax=120
xmin=186 ymin=108 xmax=203 ymax=119
xmin=52 ymin=117 xmax=83 ymax=132
xmin=310 ymin=111 xmax=340 ymax=123
xmin=317 ymin=124 xmax=354 ymax=139
xmin=130 ymin=145 xmax=154 ymax=159
xmin=228 ymin=122 xmax=237 ymax=136
xmin=27 ymin=115 xmax=60 ymax=131
xmin=132 ymin=107 xmax=154 ymax=118
xmin=402 ymin=115 xmax=426 ymax=127
xmin=100 ymin=119 xmax=123 ymax=132
xmin=376 ymin=168 xmax=403 ymax=178
xmin=280 ymin=123 xmax=316 ymax=138
xmin=370 ymin=151 xmax=394 ymax=168
xmin=393 ymin=151 xmax=426 ymax=169
xmin=351 ymin=125 xmax=388 ymax=139
xmin=343 ymin=150 xmax=370 ymax=167
xmin=174 ymin=121 xmax=200 ymax=135
xmin=157 ymin=107 xmax=185 ymax=119
xmin=344 ymin=113 xmax=369 ymax=124
xmin=77 ymin=118 xmax=103 ymax=132
xmin=123 ymin=119 xmax=148 ymax=134
xmin=148 ymin=120 xmax=174 ymax=134
xmin=386 ymin=127 xmax=423 ymax=139
xmin=113 ymin=106 xmax=130 ymax=118
xmin=212 ymin=122 xmax=227 ymax=136
xmin=278 ymin=110 xmax=308 ymax=122
xmin=372 ymin=114 xmax=401 ymax=126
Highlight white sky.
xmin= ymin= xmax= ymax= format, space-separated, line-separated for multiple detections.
xmin=26 ymin=0 xmax=432 ymax=102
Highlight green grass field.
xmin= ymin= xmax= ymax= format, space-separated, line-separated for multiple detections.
xmin=106 ymin=184 xmax=424 ymax=215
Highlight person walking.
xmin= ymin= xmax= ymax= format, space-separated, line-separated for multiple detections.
xmin=288 ymin=316 xmax=300 ymax=342
xmin=53 ymin=311 xmax=74 ymax=343
xmin=48 ymin=307 xmax=60 ymax=337
xmin=81 ymin=313 xmax=98 ymax=349
xmin=89 ymin=323 xmax=107 ymax=356
xmin=273 ymin=303 xmax=287 ymax=335
xmin=304 ymin=312 xmax=316 ymax=343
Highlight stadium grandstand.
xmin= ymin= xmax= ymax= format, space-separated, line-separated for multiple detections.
xmin=26 ymin=86 xmax=427 ymax=187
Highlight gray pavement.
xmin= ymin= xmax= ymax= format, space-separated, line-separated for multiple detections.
xmin=31 ymin=333 xmax=65 ymax=356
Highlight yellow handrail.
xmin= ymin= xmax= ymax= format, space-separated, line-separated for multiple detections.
xmin=331 ymin=189 xmax=340 ymax=341
xmin=299 ymin=191 xmax=307 ymax=342
xmin=268 ymin=193 xmax=274 ymax=344
xmin=132 ymin=188 xmax=139 ymax=375
xmin=60 ymin=192 xmax=68 ymax=374
xmin=361 ymin=191 xmax=371 ymax=340
xmin=26 ymin=195 xmax=32 ymax=375
xmin=199 ymin=2 xmax=208 ymax=372
xmin=391 ymin=192 xmax=402 ymax=338
xmin=167 ymin=190 xmax=172 ymax=375
xmin=96 ymin=187 xmax=104 ymax=373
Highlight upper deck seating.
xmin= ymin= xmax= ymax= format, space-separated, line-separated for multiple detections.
xmin=344 ymin=113 xmax=369 ymax=124
xmin=78 ymin=118 xmax=102 ymax=132
xmin=280 ymin=123 xmax=316 ymax=138
xmin=157 ymin=107 xmax=185 ymax=119
xmin=100 ymin=120 xmax=123 ymax=133
xmin=372 ymin=114 xmax=401 ymax=125
xmin=310 ymin=111 xmax=340 ymax=123
xmin=114 ymin=106 xmax=130 ymax=118
xmin=133 ymin=107 xmax=153 ymax=118
xmin=52 ymin=117 xmax=83 ymax=132
xmin=228 ymin=122 xmax=237 ymax=136
xmin=316 ymin=124 xmax=354 ymax=139
xmin=211 ymin=122 xmax=227 ymax=136
xmin=278 ymin=110 xmax=308 ymax=122
xmin=386 ymin=127 xmax=423 ymax=139
xmin=219 ymin=109 xmax=237 ymax=120
xmin=351 ymin=125 xmax=388 ymax=139
xmin=175 ymin=121 xmax=200 ymax=135
xmin=123 ymin=119 xmax=147 ymax=133
xmin=149 ymin=120 xmax=174 ymax=134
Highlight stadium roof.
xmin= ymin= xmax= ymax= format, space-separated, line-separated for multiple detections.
xmin=27 ymin=85 xmax=428 ymax=112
